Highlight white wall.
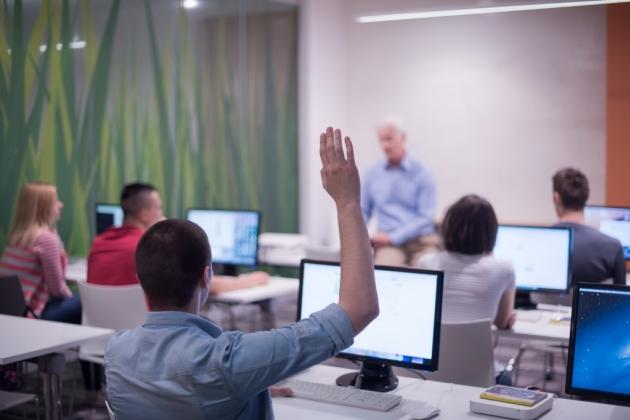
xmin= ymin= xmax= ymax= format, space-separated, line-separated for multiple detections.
xmin=299 ymin=1 xmax=606 ymax=245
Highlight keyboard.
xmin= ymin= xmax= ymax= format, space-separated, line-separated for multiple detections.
xmin=282 ymin=379 xmax=402 ymax=412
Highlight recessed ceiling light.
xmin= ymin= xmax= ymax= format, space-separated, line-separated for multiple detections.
xmin=357 ymin=0 xmax=630 ymax=23
xmin=183 ymin=0 xmax=199 ymax=9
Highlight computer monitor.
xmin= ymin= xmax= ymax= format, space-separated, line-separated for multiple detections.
xmin=584 ymin=205 xmax=630 ymax=260
xmin=493 ymin=225 xmax=572 ymax=293
xmin=95 ymin=203 xmax=124 ymax=235
xmin=186 ymin=208 xmax=261 ymax=271
xmin=297 ymin=260 xmax=443 ymax=392
xmin=566 ymin=283 xmax=630 ymax=404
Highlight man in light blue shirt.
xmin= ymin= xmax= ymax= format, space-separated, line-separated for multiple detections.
xmin=361 ymin=120 xmax=439 ymax=266
xmin=105 ymin=127 xmax=379 ymax=420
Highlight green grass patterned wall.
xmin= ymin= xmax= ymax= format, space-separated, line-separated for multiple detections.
xmin=0 ymin=0 xmax=299 ymax=255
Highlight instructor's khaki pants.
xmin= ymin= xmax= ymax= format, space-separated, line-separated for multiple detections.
xmin=373 ymin=234 xmax=441 ymax=267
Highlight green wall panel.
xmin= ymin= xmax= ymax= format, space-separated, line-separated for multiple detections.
xmin=0 ymin=0 xmax=299 ymax=255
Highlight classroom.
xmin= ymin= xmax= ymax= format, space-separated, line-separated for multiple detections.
xmin=1 ymin=0 xmax=630 ymax=419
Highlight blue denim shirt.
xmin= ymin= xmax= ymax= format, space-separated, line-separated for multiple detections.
xmin=105 ymin=303 xmax=353 ymax=420
xmin=361 ymin=155 xmax=436 ymax=245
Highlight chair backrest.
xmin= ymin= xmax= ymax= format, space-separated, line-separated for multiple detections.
xmin=78 ymin=282 xmax=147 ymax=356
xmin=426 ymin=319 xmax=495 ymax=387
xmin=0 ymin=276 xmax=27 ymax=317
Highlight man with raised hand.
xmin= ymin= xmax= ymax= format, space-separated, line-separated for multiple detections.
xmin=105 ymin=127 xmax=379 ymax=420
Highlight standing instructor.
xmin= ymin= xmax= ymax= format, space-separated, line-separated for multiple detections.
xmin=361 ymin=119 xmax=439 ymax=266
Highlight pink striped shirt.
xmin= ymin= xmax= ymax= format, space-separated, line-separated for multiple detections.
xmin=0 ymin=231 xmax=70 ymax=317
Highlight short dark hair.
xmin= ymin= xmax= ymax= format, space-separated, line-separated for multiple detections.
xmin=136 ymin=219 xmax=212 ymax=309
xmin=552 ymin=168 xmax=589 ymax=211
xmin=441 ymin=194 xmax=498 ymax=255
xmin=120 ymin=182 xmax=157 ymax=218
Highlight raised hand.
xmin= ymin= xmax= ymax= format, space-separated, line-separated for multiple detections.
xmin=319 ymin=127 xmax=360 ymax=208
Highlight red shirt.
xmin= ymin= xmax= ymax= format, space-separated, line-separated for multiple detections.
xmin=87 ymin=225 xmax=144 ymax=286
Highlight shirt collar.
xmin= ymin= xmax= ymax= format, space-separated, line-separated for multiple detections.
xmin=143 ymin=311 xmax=223 ymax=337
xmin=383 ymin=154 xmax=412 ymax=171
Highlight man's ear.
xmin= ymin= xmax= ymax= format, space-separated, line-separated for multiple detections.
xmin=200 ymin=265 xmax=211 ymax=289
xmin=553 ymin=191 xmax=561 ymax=206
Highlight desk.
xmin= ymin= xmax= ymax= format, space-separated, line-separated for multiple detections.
xmin=273 ymin=365 xmax=630 ymax=420
xmin=0 ymin=315 xmax=113 ymax=420
xmin=495 ymin=305 xmax=571 ymax=343
xmin=210 ymin=277 xmax=299 ymax=330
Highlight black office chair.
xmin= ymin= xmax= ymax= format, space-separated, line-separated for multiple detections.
xmin=0 ymin=275 xmax=34 ymax=317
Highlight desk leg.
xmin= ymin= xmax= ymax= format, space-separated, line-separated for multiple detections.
xmin=258 ymin=299 xmax=275 ymax=330
xmin=39 ymin=353 xmax=65 ymax=420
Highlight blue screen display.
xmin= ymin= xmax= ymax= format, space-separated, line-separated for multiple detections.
xmin=571 ymin=288 xmax=630 ymax=396
xmin=187 ymin=209 xmax=260 ymax=266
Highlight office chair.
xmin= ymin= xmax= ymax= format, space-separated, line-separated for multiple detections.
xmin=0 ymin=276 xmax=30 ymax=317
xmin=426 ymin=319 xmax=495 ymax=387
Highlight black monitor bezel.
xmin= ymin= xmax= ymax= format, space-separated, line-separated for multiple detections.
xmin=185 ymin=207 xmax=261 ymax=267
xmin=584 ymin=205 xmax=630 ymax=261
xmin=565 ymin=282 xmax=630 ymax=403
xmin=297 ymin=259 xmax=444 ymax=372
xmin=496 ymin=224 xmax=573 ymax=293
xmin=94 ymin=202 xmax=124 ymax=235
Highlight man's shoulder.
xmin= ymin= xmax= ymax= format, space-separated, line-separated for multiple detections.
xmin=558 ymin=222 xmax=622 ymax=248
xmin=365 ymin=160 xmax=386 ymax=176
xmin=91 ymin=227 xmax=143 ymax=251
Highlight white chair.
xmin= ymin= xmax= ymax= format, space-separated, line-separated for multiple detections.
xmin=426 ymin=319 xmax=495 ymax=387
xmin=77 ymin=282 xmax=147 ymax=363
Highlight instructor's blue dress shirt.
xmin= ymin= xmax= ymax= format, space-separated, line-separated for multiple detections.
xmin=361 ymin=155 xmax=437 ymax=245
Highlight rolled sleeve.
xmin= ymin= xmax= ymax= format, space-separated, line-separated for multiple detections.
xmin=219 ymin=303 xmax=354 ymax=401
xmin=309 ymin=303 xmax=354 ymax=352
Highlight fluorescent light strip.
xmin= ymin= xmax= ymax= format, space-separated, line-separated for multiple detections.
xmin=357 ymin=0 xmax=630 ymax=23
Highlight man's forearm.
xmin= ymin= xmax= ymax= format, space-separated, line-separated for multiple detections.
xmin=337 ymin=201 xmax=379 ymax=334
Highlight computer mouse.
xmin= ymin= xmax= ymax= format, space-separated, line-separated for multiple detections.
xmin=399 ymin=401 xmax=440 ymax=419
xmin=408 ymin=406 xmax=440 ymax=419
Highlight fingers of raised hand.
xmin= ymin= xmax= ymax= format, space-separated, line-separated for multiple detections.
xmin=344 ymin=136 xmax=354 ymax=162
xmin=325 ymin=127 xmax=338 ymax=164
xmin=319 ymin=132 xmax=329 ymax=165
xmin=334 ymin=129 xmax=345 ymax=162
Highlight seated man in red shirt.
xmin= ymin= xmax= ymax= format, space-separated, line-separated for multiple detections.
xmin=88 ymin=183 xmax=269 ymax=291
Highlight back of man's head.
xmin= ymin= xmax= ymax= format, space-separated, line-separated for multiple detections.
xmin=136 ymin=219 xmax=211 ymax=309
xmin=120 ymin=182 xmax=157 ymax=219
xmin=552 ymin=168 xmax=589 ymax=211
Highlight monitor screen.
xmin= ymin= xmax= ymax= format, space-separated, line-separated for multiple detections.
xmin=493 ymin=225 xmax=572 ymax=292
xmin=566 ymin=283 xmax=630 ymax=402
xmin=297 ymin=260 xmax=443 ymax=371
xmin=186 ymin=209 xmax=260 ymax=266
xmin=95 ymin=203 xmax=124 ymax=235
xmin=584 ymin=205 xmax=630 ymax=260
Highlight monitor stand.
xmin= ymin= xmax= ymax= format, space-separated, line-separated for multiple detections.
xmin=213 ymin=264 xmax=238 ymax=277
xmin=336 ymin=361 xmax=398 ymax=392
xmin=515 ymin=290 xmax=537 ymax=309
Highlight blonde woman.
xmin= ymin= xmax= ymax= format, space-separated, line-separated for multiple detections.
xmin=0 ymin=182 xmax=80 ymax=322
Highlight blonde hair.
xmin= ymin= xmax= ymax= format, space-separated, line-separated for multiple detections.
xmin=8 ymin=182 xmax=58 ymax=248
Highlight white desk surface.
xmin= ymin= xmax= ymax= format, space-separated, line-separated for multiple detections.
xmin=0 ymin=314 xmax=114 ymax=365
xmin=210 ymin=277 xmax=298 ymax=304
xmin=495 ymin=305 xmax=571 ymax=342
xmin=273 ymin=365 xmax=630 ymax=420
